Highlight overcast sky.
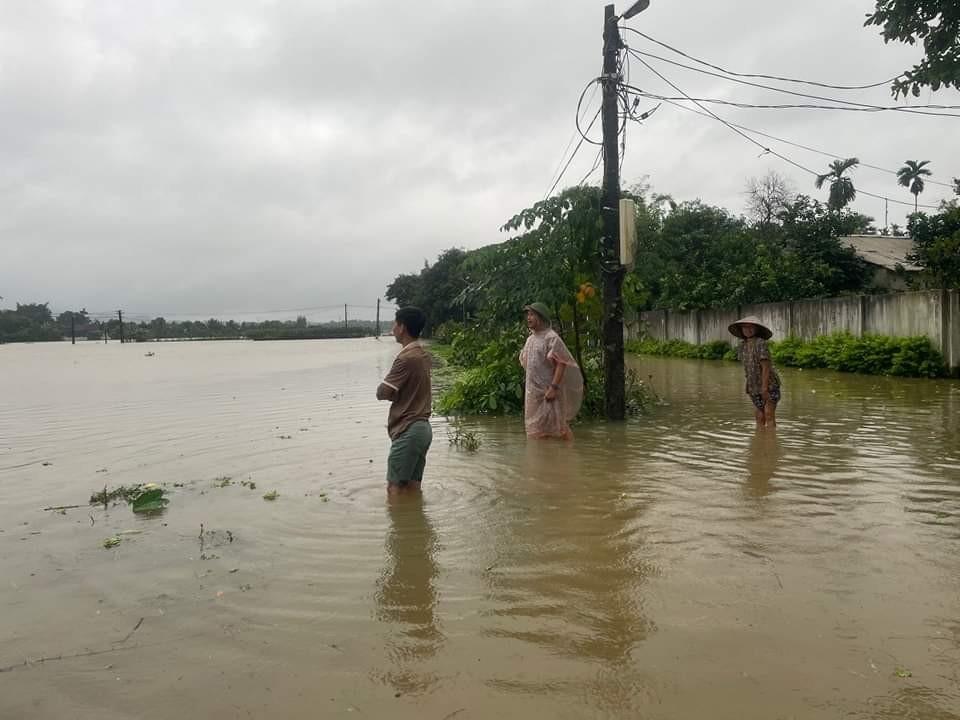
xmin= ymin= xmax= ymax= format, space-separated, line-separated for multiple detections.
xmin=2 ymin=0 xmax=957 ymax=322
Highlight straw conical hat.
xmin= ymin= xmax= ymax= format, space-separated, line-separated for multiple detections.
xmin=729 ymin=315 xmax=773 ymax=340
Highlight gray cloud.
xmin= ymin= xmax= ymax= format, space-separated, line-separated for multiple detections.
xmin=1 ymin=0 xmax=957 ymax=320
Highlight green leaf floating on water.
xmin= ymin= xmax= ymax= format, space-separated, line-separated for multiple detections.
xmin=131 ymin=485 xmax=169 ymax=514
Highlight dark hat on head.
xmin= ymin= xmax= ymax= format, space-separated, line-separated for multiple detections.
xmin=524 ymin=302 xmax=552 ymax=323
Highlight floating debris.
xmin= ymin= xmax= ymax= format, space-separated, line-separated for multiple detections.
xmin=90 ymin=484 xmax=144 ymax=506
xmin=131 ymin=484 xmax=169 ymax=514
xmin=213 ymin=476 xmax=233 ymax=488
xmin=103 ymin=536 xmax=121 ymax=549
xmin=263 ymin=491 xmax=279 ymax=501
xmin=448 ymin=427 xmax=481 ymax=452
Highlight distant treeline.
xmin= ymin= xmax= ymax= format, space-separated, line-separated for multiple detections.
xmin=0 ymin=305 xmax=384 ymax=344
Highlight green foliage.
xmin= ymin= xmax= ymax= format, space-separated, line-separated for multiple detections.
xmin=385 ymin=248 xmax=472 ymax=336
xmin=865 ymin=0 xmax=960 ymax=98
xmin=436 ymin=324 xmax=656 ymax=418
xmin=0 ymin=303 xmax=62 ymax=343
xmin=435 ymin=329 xmax=525 ymax=416
xmin=629 ymin=333 xmax=944 ymax=377
xmin=906 ymin=205 xmax=960 ymax=288
xmin=131 ymin=485 xmax=169 ymax=514
xmin=627 ymin=195 xmax=870 ymax=312
xmin=896 ymin=160 xmax=932 ymax=211
xmin=90 ymin=484 xmax=146 ymax=506
xmin=245 ymin=326 xmax=367 ymax=340
xmin=814 ymin=158 xmax=859 ymax=211
xmin=771 ymin=333 xmax=945 ymax=377
xmin=627 ymin=338 xmax=737 ymax=361
xmin=579 ymin=354 xmax=657 ymax=417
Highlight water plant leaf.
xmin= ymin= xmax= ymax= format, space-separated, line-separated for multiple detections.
xmin=131 ymin=486 xmax=169 ymax=514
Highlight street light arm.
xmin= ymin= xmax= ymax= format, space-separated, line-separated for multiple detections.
xmin=621 ymin=0 xmax=650 ymax=20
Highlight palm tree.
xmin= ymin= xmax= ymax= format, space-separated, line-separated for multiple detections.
xmin=814 ymin=157 xmax=859 ymax=211
xmin=896 ymin=160 xmax=932 ymax=213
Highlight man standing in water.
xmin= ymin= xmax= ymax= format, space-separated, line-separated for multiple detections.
xmin=519 ymin=302 xmax=583 ymax=440
xmin=376 ymin=307 xmax=433 ymax=494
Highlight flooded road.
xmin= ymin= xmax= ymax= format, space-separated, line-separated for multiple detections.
xmin=1 ymin=339 xmax=959 ymax=719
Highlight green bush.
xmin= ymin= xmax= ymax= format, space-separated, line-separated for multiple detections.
xmin=435 ymin=331 xmax=525 ymax=415
xmin=626 ymin=333 xmax=945 ymax=378
xmin=769 ymin=333 xmax=945 ymax=378
xmin=436 ymin=329 xmax=656 ymax=418
xmin=626 ymin=338 xmax=737 ymax=361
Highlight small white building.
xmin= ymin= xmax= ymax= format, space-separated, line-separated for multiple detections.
xmin=841 ymin=234 xmax=921 ymax=291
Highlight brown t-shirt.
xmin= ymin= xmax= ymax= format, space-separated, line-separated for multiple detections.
xmin=381 ymin=341 xmax=432 ymax=439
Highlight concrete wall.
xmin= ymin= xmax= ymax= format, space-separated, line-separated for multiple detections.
xmin=628 ymin=289 xmax=960 ymax=370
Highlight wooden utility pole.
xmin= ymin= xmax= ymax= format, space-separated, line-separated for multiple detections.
xmin=375 ymin=298 xmax=381 ymax=338
xmin=118 ymin=310 xmax=124 ymax=344
xmin=601 ymin=4 xmax=626 ymax=420
xmin=71 ymin=314 xmax=76 ymax=345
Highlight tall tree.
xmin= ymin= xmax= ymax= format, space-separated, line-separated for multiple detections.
xmin=745 ymin=171 xmax=795 ymax=227
xmin=865 ymin=0 xmax=960 ymax=98
xmin=815 ymin=158 xmax=859 ymax=211
xmin=906 ymin=205 xmax=960 ymax=288
xmin=953 ymin=177 xmax=960 ymax=196
xmin=897 ymin=159 xmax=933 ymax=213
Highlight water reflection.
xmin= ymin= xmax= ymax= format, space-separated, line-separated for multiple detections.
xmin=745 ymin=429 xmax=780 ymax=500
xmin=481 ymin=429 xmax=657 ymax=709
xmin=373 ymin=494 xmax=442 ymax=694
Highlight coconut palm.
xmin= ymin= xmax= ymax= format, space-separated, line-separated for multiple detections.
xmin=897 ymin=160 xmax=932 ymax=213
xmin=814 ymin=157 xmax=859 ymax=211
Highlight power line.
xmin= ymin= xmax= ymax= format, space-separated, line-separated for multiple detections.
xmin=545 ymin=81 xmax=601 ymax=197
xmin=620 ymin=26 xmax=904 ymax=91
xmin=578 ymin=147 xmax=604 ymax=186
xmin=624 ymin=85 xmax=960 ymax=118
xmin=625 ymin=57 xmax=944 ymax=210
xmin=575 ymin=79 xmax=605 ymax=146
xmin=624 ymin=47 xmax=960 ymax=117
xmin=651 ymin=96 xmax=957 ymax=189
xmin=545 ymin=104 xmax=602 ymax=200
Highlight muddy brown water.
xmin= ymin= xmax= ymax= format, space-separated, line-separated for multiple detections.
xmin=1 ymin=339 xmax=959 ymax=719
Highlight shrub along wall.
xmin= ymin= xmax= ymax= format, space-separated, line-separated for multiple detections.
xmin=626 ymin=333 xmax=947 ymax=378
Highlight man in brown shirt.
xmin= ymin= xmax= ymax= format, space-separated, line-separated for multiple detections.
xmin=376 ymin=307 xmax=432 ymax=493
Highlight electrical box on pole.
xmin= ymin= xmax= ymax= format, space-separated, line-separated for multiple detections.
xmin=619 ymin=198 xmax=636 ymax=269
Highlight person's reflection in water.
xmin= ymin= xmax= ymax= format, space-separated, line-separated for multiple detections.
xmin=745 ymin=428 xmax=781 ymax=500
xmin=373 ymin=494 xmax=442 ymax=695
xmin=481 ymin=426 xmax=657 ymax=713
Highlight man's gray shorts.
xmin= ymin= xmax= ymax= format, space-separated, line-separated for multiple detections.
xmin=387 ymin=419 xmax=433 ymax=486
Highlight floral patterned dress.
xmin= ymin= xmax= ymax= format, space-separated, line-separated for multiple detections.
xmin=739 ymin=337 xmax=782 ymax=401
xmin=519 ymin=329 xmax=584 ymax=439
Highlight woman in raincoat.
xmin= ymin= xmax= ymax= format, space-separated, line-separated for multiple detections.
xmin=519 ymin=302 xmax=584 ymax=440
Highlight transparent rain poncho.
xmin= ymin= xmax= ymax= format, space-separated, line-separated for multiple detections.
xmin=519 ymin=329 xmax=584 ymax=440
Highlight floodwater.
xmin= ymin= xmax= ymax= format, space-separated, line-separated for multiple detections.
xmin=1 ymin=340 xmax=959 ymax=719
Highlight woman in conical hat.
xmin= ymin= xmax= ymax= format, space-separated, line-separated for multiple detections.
xmin=729 ymin=316 xmax=781 ymax=428
xmin=519 ymin=302 xmax=583 ymax=440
